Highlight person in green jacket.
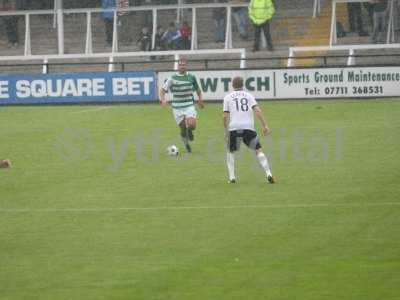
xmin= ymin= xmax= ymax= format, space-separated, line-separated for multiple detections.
xmin=248 ymin=0 xmax=275 ymax=51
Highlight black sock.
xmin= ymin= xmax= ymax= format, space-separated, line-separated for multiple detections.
xmin=180 ymin=124 xmax=187 ymax=138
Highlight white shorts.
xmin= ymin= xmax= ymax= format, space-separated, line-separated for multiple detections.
xmin=172 ymin=106 xmax=197 ymax=125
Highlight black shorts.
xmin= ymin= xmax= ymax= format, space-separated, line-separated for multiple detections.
xmin=228 ymin=129 xmax=262 ymax=152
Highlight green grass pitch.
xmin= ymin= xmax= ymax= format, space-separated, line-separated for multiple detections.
xmin=1 ymin=99 xmax=400 ymax=300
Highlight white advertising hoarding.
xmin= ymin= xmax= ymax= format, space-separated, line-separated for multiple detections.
xmin=158 ymin=70 xmax=275 ymax=100
xmin=276 ymin=67 xmax=400 ymax=99
xmin=158 ymin=67 xmax=400 ymax=100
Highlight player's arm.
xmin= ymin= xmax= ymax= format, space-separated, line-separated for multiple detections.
xmin=159 ymin=79 xmax=170 ymax=107
xmin=196 ymin=88 xmax=204 ymax=109
xmin=254 ymin=105 xmax=270 ymax=136
xmin=223 ymin=111 xmax=230 ymax=130
xmin=159 ymin=88 xmax=168 ymax=107
xmin=223 ymin=111 xmax=230 ymax=141
xmin=192 ymin=76 xmax=204 ymax=109
xmin=222 ymin=98 xmax=230 ymax=130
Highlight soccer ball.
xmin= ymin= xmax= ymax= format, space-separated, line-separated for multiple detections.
xmin=0 ymin=159 xmax=11 ymax=168
xmin=166 ymin=145 xmax=179 ymax=156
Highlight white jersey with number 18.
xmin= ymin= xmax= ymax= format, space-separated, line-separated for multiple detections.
xmin=223 ymin=90 xmax=258 ymax=131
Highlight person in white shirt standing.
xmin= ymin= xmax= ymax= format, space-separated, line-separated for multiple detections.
xmin=223 ymin=76 xmax=275 ymax=184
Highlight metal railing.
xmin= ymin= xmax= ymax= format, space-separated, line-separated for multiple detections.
xmin=0 ymin=2 xmax=250 ymax=57
xmin=2 ymin=52 xmax=400 ymax=76
xmin=0 ymin=48 xmax=247 ymax=73
xmin=287 ymin=43 xmax=400 ymax=67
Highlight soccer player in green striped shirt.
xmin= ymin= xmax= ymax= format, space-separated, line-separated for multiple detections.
xmin=160 ymin=58 xmax=204 ymax=153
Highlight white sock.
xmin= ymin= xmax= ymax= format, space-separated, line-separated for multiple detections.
xmin=226 ymin=152 xmax=235 ymax=180
xmin=256 ymin=152 xmax=272 ymax=176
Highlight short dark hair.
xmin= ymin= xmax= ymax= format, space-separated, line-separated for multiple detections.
xmin=232 ymin=76 xmax=244 ymax=90
xmin=178 ymin=58 xmax=188 ymax=65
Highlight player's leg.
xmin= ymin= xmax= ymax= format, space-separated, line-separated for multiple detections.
xmin=184 ymin=106 xmax=198 ymax=141
xmin=226 ymin=131 xmax=239 ymax=183
xmin=179 ymin=119 xmax=187 ymax=138
xmin=173 ymin=109 xmax=192 ymax=153
xmin=179 ymin=119 xmax=192 ymax=153
xmin=255 ymin=148 xmax=275 ymax=183
xmin=186 ymin=117 xmax=196 ymax=141
xmin=243 ymin=130 xmax=275 ymax=183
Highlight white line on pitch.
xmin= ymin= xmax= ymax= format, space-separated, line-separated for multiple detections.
xmin=70 ymin=107 xmax=112 ymax=114
xmin=1 ymin=202 xmax=400 ymax=213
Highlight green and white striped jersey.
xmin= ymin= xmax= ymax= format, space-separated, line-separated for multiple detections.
xmin=162 ymin=72 xmax=200 ymax=109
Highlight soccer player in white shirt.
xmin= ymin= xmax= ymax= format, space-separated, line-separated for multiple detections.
xmin=223 ymin=76 xmax=275 ymax=183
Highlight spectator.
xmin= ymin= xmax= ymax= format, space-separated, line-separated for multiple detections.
xmin=395 ymin=0 xmax=400 ymax=42
xmin=150 ymin=25 xmax=166 ymax=60
xmin=231 ymin=0 xmax=249 ymax=40
xmin=153 ymin=25 xmax=166 ymax=51
xmin=117 ymin=0 xmax=129 ymax=17
xmin=140 ymin=0 xmax=153 ymax=29
xmin=179 ymin=20 xmax=192 ymax=49
xmin=347 ymin=3 xmax=369 ymax=36
xmin=102 ymin=0 xmax=116 ymax=47
xmin=0 ymin=0 xmax=22 ymax=48
xmin=117 ymin=0 xmax=133 ymax=45
xmin=363 ymin=2 xmax=375 ymax=27
xmin=162 ymin=22 xmax=182 ymax=50
xmin=370 ymin=0 xmax=388 ymax=43
xmin=137 ymin=25 xmax=151 ymax=51
xmin=213 ymin=6 xmax=226 ymax=43
xmin=248 ymin=0 xmax=274 ymax=52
